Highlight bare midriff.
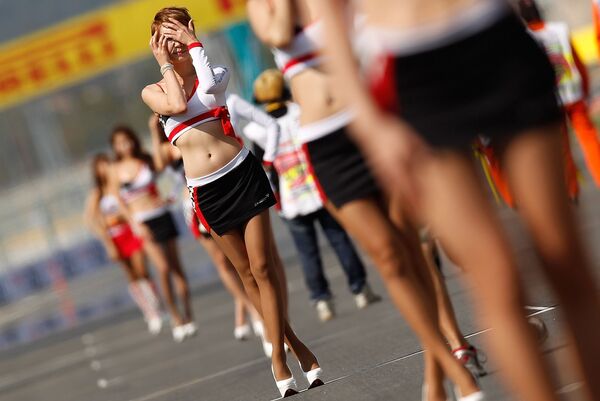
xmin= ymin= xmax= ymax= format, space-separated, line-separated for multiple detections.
xmin=290 ymin=69 xmax=347 ymax=126
xmin=359 ymin=0 xmax=487 ymax=29
xmin=125 ymin=194 xmax=164 ymax=216
xmin=292 ymin=0 xmax=489 ymax=126
xmin=174 ymin=119 xmax=243 ymax=179
xmin=104 ymin=214 xmax=126 ymax=227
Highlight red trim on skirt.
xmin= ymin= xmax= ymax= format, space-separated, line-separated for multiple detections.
xmin=192 ymin=187 xmax=212 ymax=234
xmin=301 ymin=143 xmax=328 ymax=203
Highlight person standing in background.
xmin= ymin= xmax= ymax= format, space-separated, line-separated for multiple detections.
xmin=109 ymin=126 xmax=196 ymax=342
xmin=84 ymin=154 xmax=163 ymax=335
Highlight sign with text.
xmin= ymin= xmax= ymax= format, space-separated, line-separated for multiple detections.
xmin=0 ymin=0 xmax=245 ymax=110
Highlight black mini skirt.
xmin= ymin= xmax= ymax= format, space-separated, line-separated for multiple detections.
xmin=143 ymin=211 xmax=179 ymax=243
xmin=376 ymin=12 xmax=562 ymax=148
xmin=190 ymin=152 xmax=276 ymax=236
xmin=303 ymin=127 xmax=380 ymax=208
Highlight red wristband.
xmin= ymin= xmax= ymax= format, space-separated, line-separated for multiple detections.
xmin=187 ymin=42 xmax=202 ymax=50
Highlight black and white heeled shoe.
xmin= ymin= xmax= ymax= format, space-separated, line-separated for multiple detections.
xmin=272 ymin=366 xmax=298 ymax=398
xmin=298 ymin=361 xmax=324 ymax=389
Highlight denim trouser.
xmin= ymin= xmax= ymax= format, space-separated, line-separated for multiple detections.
xmin=284 ymin=208 xmax=367 ymax=301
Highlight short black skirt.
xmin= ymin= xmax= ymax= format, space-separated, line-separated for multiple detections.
xmin=304 ymin=127 xmax=380 ymax=208
xmin=381 ymin=12 xmax=562 ymax=148
xmin=143 ymin=211 xmax=179 ymax=243
xmin=191 ymin=152 xmax=276 ymax=236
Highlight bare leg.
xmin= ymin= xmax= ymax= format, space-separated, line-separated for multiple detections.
xmin=421 ymin=239 xmax=467 ymax=350
xmin=118 ymin=258 xmax=138 ymax=282
xmin=164 ymin=240 xmax=193 ymax=322
xmin=197 ymin=236 xmax=261 ymax=324
xmin=415 ymin=151 xmax=558 ymax=401
xmin=503 ymin=126 xmax=600 ymax=399
xmin=387 ymin=192 xmax=469 ymax=350
xmin=129 ymin=250 xmax=150 ymax=280
xmin=211 ymin=213 xmax=294 ymax=381
xmin=143 ymin=239 xmax=183 ymax=326
xmin=325 ymin=198 xmax=478 ymax=396
xmin=269 ymin=229 xmax=289 ymax=318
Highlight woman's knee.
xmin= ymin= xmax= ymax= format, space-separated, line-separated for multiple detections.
xmin=249 ymin=256 xmax=272 ymax=282
xmin=235 ymin=261 xmax=256 ymax=283
xmin=367 ymin=235 xmax=408 ymax=280
xmin=475 ymin=262 xmax=524 ymax=314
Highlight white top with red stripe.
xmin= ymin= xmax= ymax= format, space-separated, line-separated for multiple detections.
xmin=119 ymin=163 xmax=158 ymax=204
xmin=272 ymin=22 xmax=323 ymax=80
xmin=159 ymin=42 xmax=234 ymax=145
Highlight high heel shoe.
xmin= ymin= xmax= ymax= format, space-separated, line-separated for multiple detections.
xmin=271 ymin=366 xmax=298 ymax=398
xmin=454 ymin=386 xmax=485 ymax=401
xmin=298 ymin=361 xmax=324 ymax=389
xmin=455 ymin=392 xmax=485 ymax=401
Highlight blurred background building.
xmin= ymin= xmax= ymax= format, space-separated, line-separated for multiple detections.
xmin=0 ymin=0 xmax=597 ymax=348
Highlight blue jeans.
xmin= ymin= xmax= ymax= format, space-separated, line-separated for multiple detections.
xmin=284 ymin=209 xmax=367 ymax=301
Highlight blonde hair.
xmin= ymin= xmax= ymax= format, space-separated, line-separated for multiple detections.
xmin=253 ymin=69 xmax=285 ymax=103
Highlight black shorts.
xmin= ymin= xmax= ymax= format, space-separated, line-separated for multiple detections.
xmin=191 ymin=152 xmax=276 ymax=236
xmin=303 ymin=127 xmax=380 ymax=208
xmin=380 ymin=12 xmax=562 ymax=148
xmin=143 ymin=212 xmax=179 ymax=243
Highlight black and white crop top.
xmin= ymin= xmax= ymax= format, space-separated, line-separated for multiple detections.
xmin=272 ymin=21 xmax=324 ymax=80
xmin=119 ymin=163 xmax=158 ymax=203
xmin=159 ymin=42 xmax=240 ymax=145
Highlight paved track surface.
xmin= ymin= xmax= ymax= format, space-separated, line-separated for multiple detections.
xmin=1 ymin=185 xmax=599 ymax=401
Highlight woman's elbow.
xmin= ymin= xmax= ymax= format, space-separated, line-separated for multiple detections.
xmin=170 ymin=102 xmax=187 ymax=114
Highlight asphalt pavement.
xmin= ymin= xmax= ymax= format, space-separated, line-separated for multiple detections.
xmin=1 ymin=183 xmax=599 ymax=401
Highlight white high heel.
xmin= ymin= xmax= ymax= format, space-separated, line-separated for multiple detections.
xmin=172 ymin=325 xmax=187 ymax=343
xmin=233 ymin=324 xmax=252 ymax=341
xmin=298 ymin=361 xmax=324 ymax=389
xmin=454 ymin=387 xmax=485 ymax=401
xmin=456 ymin=392 xmax=485 ymax=401
xmin=271 ymin=366 xmax=298 ymax=398
xmin=252 ymin=320 xmax=264 ymax=337
xmin=182 ymin=322 xmax=198 ymax=338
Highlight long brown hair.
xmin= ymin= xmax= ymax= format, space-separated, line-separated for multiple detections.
xmin=110 ymin=125 xmax=154 ymax=169
xmin=91 ymin=153 xmax=110 ymax=196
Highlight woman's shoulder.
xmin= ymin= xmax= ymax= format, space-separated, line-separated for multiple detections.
xmin=143 ymin=80 xmax=166 ymax=93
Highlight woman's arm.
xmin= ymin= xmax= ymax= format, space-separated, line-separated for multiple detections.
xmin=141 ymin=32 xmax=188 ymax=115
xmin=227 ymin=94 xmax=281 ymax=165
xmin=247 ymin=0 xmax=295 ymax=48
xmin=83 ymin=189 xmax=109 ymax=240
xmin=148 ymin=114 xmax=172 ymax=172
xmin=83 ymin=190 xmax=120 ymax=260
